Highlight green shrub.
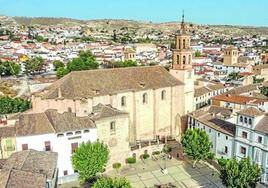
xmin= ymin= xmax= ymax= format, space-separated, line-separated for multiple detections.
xmin=126 ymin=157 xmax=136 ymax=164
xmin=207 ymin=152 xmax=215 ymax=160
xmin=152 ymin=151 xmax=161 ymax=155
xmin=142 ymin=153 xmax=150 ymax=160
xmin=112 ymin=162 xmax=121 ymax=170
xmin=162 ymin=145 xmax=172 ymax=153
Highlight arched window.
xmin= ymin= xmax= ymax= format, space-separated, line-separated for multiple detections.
xmin=161 ymin=90 xmax=166 ymax=100
xmin=244 ymin=117 xmax=248 ymax=124
xmin=183 ymin=39 xmax=186 ymax=49
xmin=240 ymin=116 xmax=243 ymax=122
xmin=68 ymin=107 xmax=72 ymax=113
xmin=249 ymin=118 xmax=252 ymax=125
xmin=142 ymin=93 xmax=148 ymax=104
xmin=188 ymin=55 xmax=191 ymax=64
xmin=183 ymin=56 xmax=186 ymax=64
xmin=177 ymin=55 xmax=180 ymax=64
xmin=121 ymin=96 xmax=126 ymax=107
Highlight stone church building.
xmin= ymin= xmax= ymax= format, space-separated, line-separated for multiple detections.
xmin=32 ymin=15 xmax=194 ymax=145
xmin=10 ymin=15 xmax=195 ymax=178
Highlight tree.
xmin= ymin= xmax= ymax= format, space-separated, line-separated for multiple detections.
xmin=195 ymin=51 xmax=202 ymax=57
xmin=56 ymin=50 xmax=98 ymax=78
xmin=56 ymin=67 xmax=69 ymax=78
xmin=0 ymin=97 xmax=31 ymax=114
xmin=113 ymin=60 xmax=137 ymax=68
xmin=24 ymin=56 xmax=45 ymax=75
xmin=72 ymin=141 xmax=109 ymax=182
xmin=181 ymin=129 xmax=212 ymax=168
xmin=52 ymin=60 xmax=64 ymax=71
xmin=0 ymin=61 xmax=21 ymax=76
xmin=92 ymin=177 xmax=132 ymax=188
xmin=260 ymin=87 xmax=268 ymax=97
xmin=35 ymin=35 xmax=44 ymax=42
xmin=227 ymin=72 xmax=243 ymax=81
xmin=219 ymin=157 xmax=261 ymax=188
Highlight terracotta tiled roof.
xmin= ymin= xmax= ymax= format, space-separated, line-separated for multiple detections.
xmin=190 ymin=105 xmax=235 ymax=136
xmin=212 ymin=94 xmax=267 ymax=105
xmin=35 ymin=66 xmax=183 ymax=99
xmin=90 ymin=104 xmax=128 ymax=120
xmin=194 ymin=83 xmax=225 ymax=97
xmin=255 ymin=114 xmax=268 ymax=134
xmin=237 ymin=107 xmax=264 ymax=117
xmin=0 ymin=126 xmax=15 ymax=138
xmin=3 ymin=150 xmax=58 ymax=180
xmin=226 ymin=84 xmax=258 ymax=95
xmin=0 ymin=168 xmax=47 ymax=188
xmin=16 ymin=110 xmax=95 ymax=136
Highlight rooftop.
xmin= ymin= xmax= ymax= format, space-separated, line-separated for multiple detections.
xmin=237 ymin=107 xmax=264 ymax=117
xmin=16 ymin=109 xmax=95 ymax=136
xmin=35 ymin=66 xmax=182 ymax=100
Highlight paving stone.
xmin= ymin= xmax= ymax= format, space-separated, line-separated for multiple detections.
xmin=142 ymin=178 xmax=160 ymax=188
xmin=138 ymin=172 xmax=155 ymax=181
xmin=156 ymin=175 xmax=176 ymax=184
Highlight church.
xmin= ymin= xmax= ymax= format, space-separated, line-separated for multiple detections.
xmin=9 ymin=15 xmax=195 ymax=179
xmin=31 ymin=15 xmax=194 ymax=144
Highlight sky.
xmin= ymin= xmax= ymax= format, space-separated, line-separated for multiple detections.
xmin=0 ymin=0 xmax=268 ymax=27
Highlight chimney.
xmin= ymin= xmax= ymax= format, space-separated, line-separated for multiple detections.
xmin=58 ymin=87 xmax=62 ymax=98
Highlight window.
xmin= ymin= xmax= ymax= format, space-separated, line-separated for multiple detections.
xmin=183 ymin=39 xmax=186 ymax=49
xmin=22 ymin=144 xmax=28 ymax=150
xmin=224 ymin=146 xmax=228 ymax=154
xmin=63 ymin=170 xmax=68 ymax=176
xmin=258 ymin=136 xmax=263 ymax=143
xmin=244 ymin=117 xmax=248 ymax=124
xmin=218 ymin=133 xmax=220 ymax=137
xmin=240 ymin=146 xmax=246 ymax=155
xmin=226 ymin=136 xmax=228 ymax=140
xmin=110 ymin=121 xmax=116 ymax=134
xmin=121 ymin=96 xmax=126 ymax=107
xmin=75 ymin=131 xmax=81 ymax=135
xmin=188 ymin=55 xmax=191 ymax=64
xmin=177 ymin=55 xmax=180 ymax=64
xmin=209 ymin=129 xmax=211 ymax=133
xmin=68 ymin=107 xmax=72 ymax=113
xmin=142 ymin=93 xmax=148 ymax=104
xmin=161 ymin=90 xmax=166 ymax=100
xmin=71 ymin=143 xmax=78 ymax=154
xmin=57 ymin=133 xmax=64 ymax=137
xmin=240 ymin=116 xmax=243 ymax=123
xmin=45 ymin=141 xmax=51 ymax=151
xmin=249 ymin=118 xmax=252 ymax=125
xmin=183 ymin=56 xmax=186 ymax=64
xmin=242 ymin=131 xmax=248 ymax=139
xmin=84 ymin=130 xmax=90 ymax=133
xmin=66 ymin=132 xmax=73 ymax=136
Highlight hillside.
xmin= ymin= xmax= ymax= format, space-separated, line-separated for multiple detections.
xmin=1 ymin=16 xmax=268 ymax=37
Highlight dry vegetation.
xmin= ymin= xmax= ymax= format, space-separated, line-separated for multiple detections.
xmin=0 ymin=80 xmax=19 ymax=97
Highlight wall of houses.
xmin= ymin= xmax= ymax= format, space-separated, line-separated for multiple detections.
xmin=15 ymin=128 xmax=97 ymax=178
xmin=188 ymin=117 xmax=235 ymax=159
xmin=96 ymin=115 xmax=130 ymax=170
xmin=32 ymin=85 xmax=184 ymax=144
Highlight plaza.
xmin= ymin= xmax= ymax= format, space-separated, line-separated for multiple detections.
xmin=108 ymin=157 xmax=225 ymax=188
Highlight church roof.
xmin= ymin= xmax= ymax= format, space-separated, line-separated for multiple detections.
xmin=35 ymin=66 xmax=183 ymax=100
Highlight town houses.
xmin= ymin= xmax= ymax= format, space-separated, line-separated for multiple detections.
xmin=0 ymin=10 xmax=268 ymax=187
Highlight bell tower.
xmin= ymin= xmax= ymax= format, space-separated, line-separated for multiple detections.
xmin=170 ymin=11 xmax=194 ymax=114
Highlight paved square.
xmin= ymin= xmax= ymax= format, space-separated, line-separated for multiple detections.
xmin=108 ymin=158 xmax=225 ymax=188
